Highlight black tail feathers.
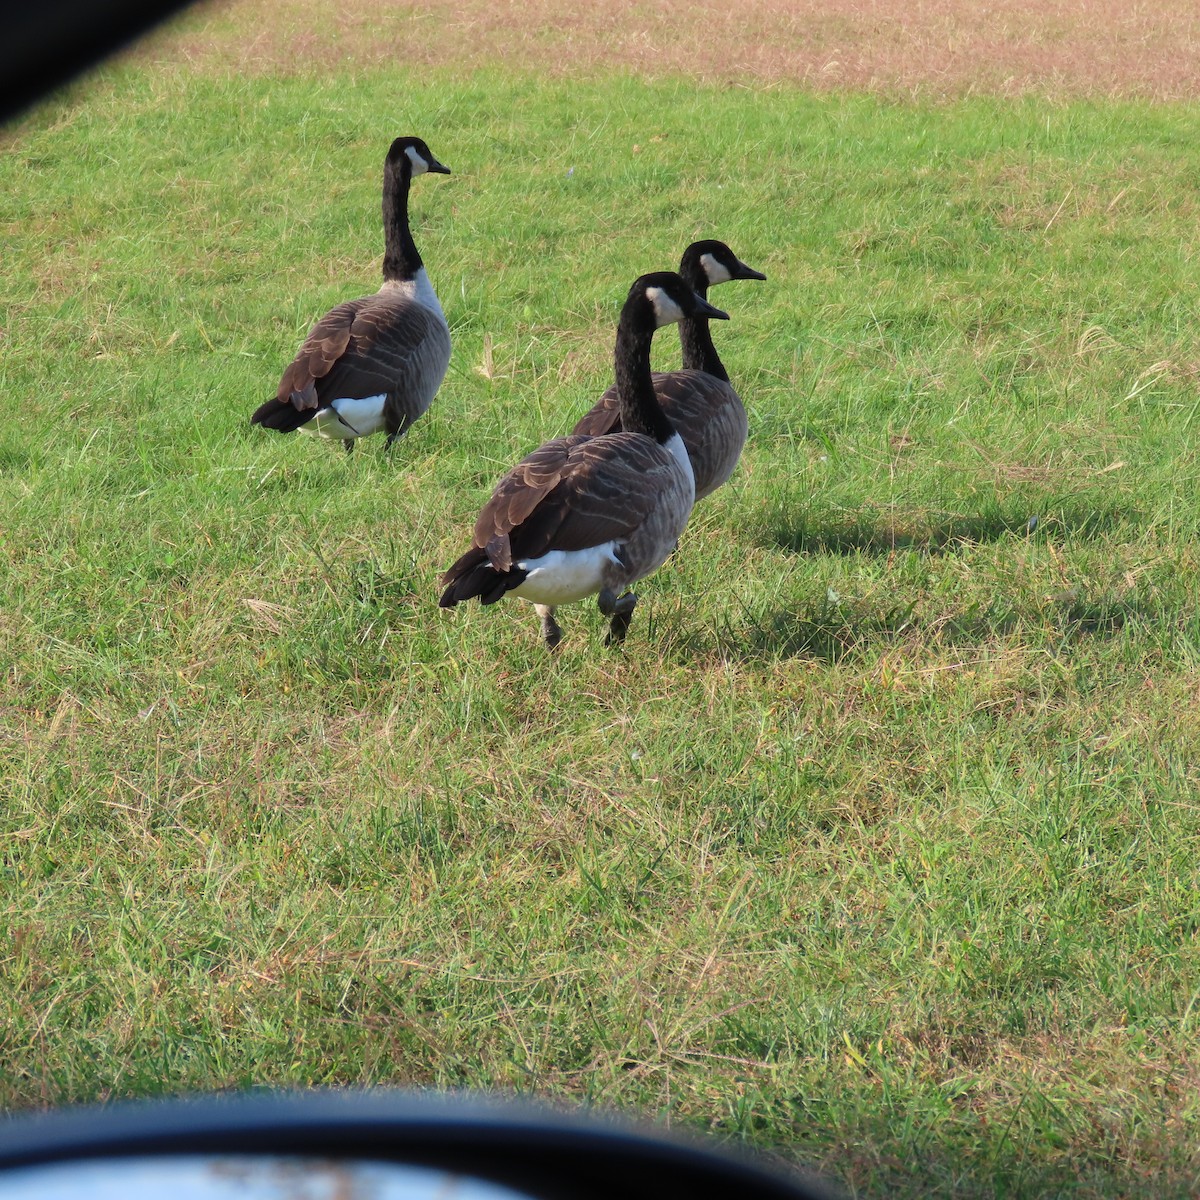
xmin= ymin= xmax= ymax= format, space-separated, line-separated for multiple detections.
xmin=251 ymin=398 xmax=313 ymax=433
xmin=439 ymin=548 xmax=528 ymax=608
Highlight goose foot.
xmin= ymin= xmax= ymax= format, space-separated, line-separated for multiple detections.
xmin=598 ymin=588 xmax=637 ymax=646
xmin=535 ymin=604 xmax=563 ymax=650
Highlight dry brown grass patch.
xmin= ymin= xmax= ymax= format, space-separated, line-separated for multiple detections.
xmin=143 ymin=0 xmax=1200 ymax=99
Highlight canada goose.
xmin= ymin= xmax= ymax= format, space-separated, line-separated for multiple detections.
xmin=250 ymin=136 xmax=452 ymax=452
xmin=440 ymin=272 xmax=729 ymax=648
xmin=570 ymin=239 xmax=765 ymax=499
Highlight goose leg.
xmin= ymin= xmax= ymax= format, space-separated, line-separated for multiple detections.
xmin=343 ymin=439 xmax=355 ymax=455
xmin=598 ymin=587 xmax=637 ymax=646
xmin=384 ymin=419 xmax=409 ymax=452
xmin=535 ymin=604 xmax=563 ymax=649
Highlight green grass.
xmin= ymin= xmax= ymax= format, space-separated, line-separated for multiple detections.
xmin=3 ymin=38 xmax=1200 ymax=1200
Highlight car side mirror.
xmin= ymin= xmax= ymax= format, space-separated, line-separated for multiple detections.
xmin=0 ymin=1091 xmax=833 ymax=1200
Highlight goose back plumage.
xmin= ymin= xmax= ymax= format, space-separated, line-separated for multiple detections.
xmin=256 ymin=287 xmax=451 ymax=439
xmin=570 ymin=240 xmax=764 ymax=499
xmin=571 ymin=367 xmax=750 ymax=499
xmin=441 ymin=430 xmax=694 ymax=608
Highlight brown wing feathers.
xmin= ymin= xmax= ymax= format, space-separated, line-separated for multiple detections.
xmin=251 ymin=300 xmax=362 ymax=431
xmin=277 ymin=302 xmax=359 ymax=406
xmin=438 ymin=438 xmax=585 ymax=609
xmin=570 ymin=392 xmax=621 ymax=438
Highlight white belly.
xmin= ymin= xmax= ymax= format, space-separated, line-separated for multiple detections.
xmin=510 ymin=543 xmax=620 ymax=605
xmin=300 ymin=394 xmax=388 ymax=440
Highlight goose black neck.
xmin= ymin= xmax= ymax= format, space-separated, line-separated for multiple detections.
xmin=382 ymin=161 xmax=422 ymax=282
xmin=677 ymin=276 xmax=729 ymax=382
xmin=614 ymin=318 xmax=674 ymax=445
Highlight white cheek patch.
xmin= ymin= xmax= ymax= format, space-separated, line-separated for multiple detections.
xmin=645 ymin=286 xmax=686 ymax=327
xmin=700 ymin=253 xmax=733 ymax=285
xmin=405 ymin=144 xmax=429 ymax=175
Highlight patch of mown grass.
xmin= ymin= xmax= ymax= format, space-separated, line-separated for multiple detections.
xmin=3 ymin=37 xmax=1200 ymax=1200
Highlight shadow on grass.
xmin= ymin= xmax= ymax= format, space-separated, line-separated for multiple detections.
xmin=0 ymin=443 xmax=33 ymax=474
xmin=718 ymin=599 xmax=916 ymax=663
xmin=685 ymin=593 xmax=1145 ymax=664
xmin=764 ymin=503 xmax=1131 ymax=558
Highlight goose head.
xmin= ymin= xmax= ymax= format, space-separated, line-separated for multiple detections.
xmin=681 ymin=239 xmax=767 ymax=288
xmin=387 ymin=135 xmax=452 ymax=177
xmin=628 ymin=270 xmax=730 ymax=331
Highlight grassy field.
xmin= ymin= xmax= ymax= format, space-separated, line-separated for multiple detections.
xmin=3 ymin=6 xmax=1200 ymax=1196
